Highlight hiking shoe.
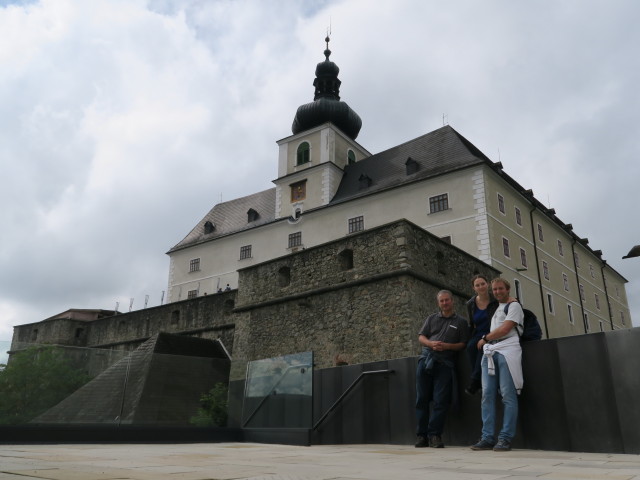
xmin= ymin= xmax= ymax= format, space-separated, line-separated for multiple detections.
xmin=415 ymin=435 xmax=429 ymax=448
xmin=429 ymin=435 xmax=444 ymax=448
xmin=493 ymin=439 xmax=512 ymax=451
xmin=470 ymin=438 xmax=495 ymax=450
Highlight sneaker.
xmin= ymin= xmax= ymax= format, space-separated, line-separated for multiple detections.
xmin=470 ymin=438 xmax=495 ymax=450
xmin=415 ymin=435 xmax=429 ymax=448
xmin=429 ymin=435 xmax=444 ymax=448
xmin=493 ymin=439 xmax=512 ymax=451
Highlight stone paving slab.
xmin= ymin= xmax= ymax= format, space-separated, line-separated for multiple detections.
xmin=0 ymin=443 xmax=639 ymax=480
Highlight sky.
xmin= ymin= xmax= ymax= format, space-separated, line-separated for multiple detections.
xmin=1 ymin=0 xmax=639 ymax=341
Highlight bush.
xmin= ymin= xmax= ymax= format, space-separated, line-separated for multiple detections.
xmin=190 ymin=382 xmax=228 ymax=427
xmin=0 ymin=346 xmax=91 ymax=424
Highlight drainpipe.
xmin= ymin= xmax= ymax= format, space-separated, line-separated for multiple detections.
xmin=570 ymin=237 xmax=587 ymax=333
xmin=528 ymin=201 xmax=550 ymax=339
xmin=600 ymin=260 xmax=614 ymax=330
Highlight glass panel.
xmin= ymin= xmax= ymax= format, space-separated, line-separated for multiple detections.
xmin=242 ymin=351 xmax=313 ymax=428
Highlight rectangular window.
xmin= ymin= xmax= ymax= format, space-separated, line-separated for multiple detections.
xmin=579 ymin=283 xmax=585 ymax=301
xmin=599 ymin=320 xmax=604 ymax=332
xmin=568 ymin=304 xmax=574 ymax=324
xmin=288 ymin=231 xmax=302 ymax=248
xmin=348 ymin=215 xmax=364 ymax=233
xmin=291 ymin=180 xmax=307 ymax=202
xmin=187 ymin=289 xmax=198 ymax=299
xmin=514 ymin=279 xmax=522 ymax=302
xmin=239 ymin=245 xmax=252 ymax=260
xmin=502 ymin=237 xmax=510 ymax=258
xmin=519 ymin=248 xmax=527 ymax=268
xmin=543 ymin=260 xmax=549 ymax=280
xmin=498 ymin=193 xmax=505 ymax=214
xmin=589 ymin=264 xmax=595 ymax=278
xmin=557 ymin=239 xmax=564 ymax=256
xmin=595 ymin=293 xmax=600 ymax=310
xmin=189 ymin=258 xmax=200 ymax=272
xmin=574 ymin=252 xmax=580 ymax=268
xmin=562 ymin=273 xmax=569 ymax=291
xmin=546 ymin=293 xmax=555 ymax=314
xmin=584 ymin=313 xmax=590 ymax=332
xmin=429 ymin=193 xmax=449 ymax=213
xmin=537 ymin=223 xmax=544 ymax=242
xmin=621 ymin=311 xmax=626 ymax=326
xmin=515 ymin=207 xmax=522 ymax=226
xmin=615 ymin=286 xmax=620 ymax=298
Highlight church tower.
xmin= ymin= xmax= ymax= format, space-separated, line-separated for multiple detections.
xmin=274 ymin=37 xmax=370 ymax=220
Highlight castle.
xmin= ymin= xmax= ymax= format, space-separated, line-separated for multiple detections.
xmin=10 ymin=38 xmax=632 ymax=366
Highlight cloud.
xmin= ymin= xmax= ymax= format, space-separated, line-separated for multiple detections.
xmin=1 ymin=0 xmax=639 ymax=341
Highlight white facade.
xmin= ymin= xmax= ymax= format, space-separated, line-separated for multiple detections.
xmin=167 ymin=122 xmax=631 ymax=339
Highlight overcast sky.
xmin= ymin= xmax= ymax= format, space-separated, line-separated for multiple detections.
xmin=1 ymin=0 xmax=639 ymax=341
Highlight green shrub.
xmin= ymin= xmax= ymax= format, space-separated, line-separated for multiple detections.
xmin=190 ymin=382 xmax=229 ymax=427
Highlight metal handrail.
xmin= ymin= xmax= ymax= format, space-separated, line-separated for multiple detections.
xmin=312 ymin=369 xmax=395 ymax=431
xmin=242 ymin=363 xmax=312 ymax=428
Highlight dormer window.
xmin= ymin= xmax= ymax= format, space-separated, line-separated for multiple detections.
xmin=358 ymin=174 xmax=372 ymax=190
xmin=247 ymin=208 xmax=259 ymax=222
xmin=405 ymin=157 xmax=419 ymax=175
xmin=204 ymin=221 xmax=215 ymax=234
xmin=296 ymin=142 xmax=310 ymax=165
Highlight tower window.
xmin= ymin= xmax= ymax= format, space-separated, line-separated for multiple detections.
xmin=429 ymin=193 xmax=449 ymax=213
xmin=515 ymin=207 xmax=522 ymax=226
xmin=291 ymin=180 xmax=306 ymax=202
xmin=543 ymin=261 xmax=549 ymax=280
xmin=519 ymin=247 xmax=527 ymax=268
xmin=348 ymin=150 xmax=356 ymax=165
xmin=563 ymin=273 xmax=569 ymax=291
xmin=568 ymin=304 xmax=574 ymax=324
xmin=537 ymin=223 xmax=544 ymax=242
xmin=187 ymin=289 xmax=198 ymax=299
xmin=557 ymin=239 xmax=564 ymax=256
xmin=296 ymin=142 xmax=310 ymax=165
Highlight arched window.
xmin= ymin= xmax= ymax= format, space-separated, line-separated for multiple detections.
xmin=347 ymin=150 xmax=356 ymax=165
xmin=297 ymin=142 xmax=310 ymax=165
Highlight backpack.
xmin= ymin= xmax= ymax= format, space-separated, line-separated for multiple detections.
xmin=504 ymin=302 xmax=542 ymax=343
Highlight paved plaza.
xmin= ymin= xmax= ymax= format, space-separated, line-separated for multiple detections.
xmin=1 ymin=442 xmax=640 ymax=480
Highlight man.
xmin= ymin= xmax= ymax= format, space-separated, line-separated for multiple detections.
xmin=471 ymin=278 xmax=523 ymax=452
xmin=415 ymin=290 xmax=469 ymax=448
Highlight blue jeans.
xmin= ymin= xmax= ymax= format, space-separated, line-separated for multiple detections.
xmin=415 ymin=357 xmax=453 ymax=437
xmin=480 ymin=352 xmax=518 ymax=443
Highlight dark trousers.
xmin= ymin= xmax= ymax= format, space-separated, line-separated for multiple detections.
xmin=415 ymin=357 xmax=453 ymax=437
xmin=466 ymin=338 xmax=483 ymax=386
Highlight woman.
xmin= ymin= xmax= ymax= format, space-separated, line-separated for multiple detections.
xmin=464 ymin=275 xmax=498 ymax=395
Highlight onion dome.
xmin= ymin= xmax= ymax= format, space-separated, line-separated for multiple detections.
xmin=292 ymin=37 xmax=362 ymax=140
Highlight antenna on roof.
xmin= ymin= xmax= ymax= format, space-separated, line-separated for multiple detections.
xmin=129 ymin=298 xmax=134 ymax=312
xmin=160 ymin=290 xmax=165 ymax=305
xmin=498 ymin=148 xmax=501 ymax=162
xmin=442 ymin=114 xmax=448 ymax=126
xmin=144 ymin=295 xmax=149 ymax=309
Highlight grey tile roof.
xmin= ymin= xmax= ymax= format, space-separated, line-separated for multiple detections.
xmin=330 ymin=125 xmax=492 ymax=204
xmin=169 ymin=188 xmax=276 ymax=252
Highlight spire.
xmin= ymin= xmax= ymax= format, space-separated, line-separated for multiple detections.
xmin=291 ymin=37 xmax=362 ymax=139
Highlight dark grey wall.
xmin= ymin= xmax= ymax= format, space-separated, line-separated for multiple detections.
xmin=309 ymin=327 xmax=640 ymax=454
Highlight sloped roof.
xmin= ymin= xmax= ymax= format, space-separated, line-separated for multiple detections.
xmin=331 ymin=125 xmax=492 ymax=203
xmin=169 ymin=188 xmax=276 ymax=252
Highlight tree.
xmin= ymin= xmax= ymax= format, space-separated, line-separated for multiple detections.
xmin=190 ymin=382 xmax=228 ymax=427
xmin=0 ymin=346 xmax=91 ymax=424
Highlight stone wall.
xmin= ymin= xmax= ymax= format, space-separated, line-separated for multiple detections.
xmin=231 ymin=220 xmax=499 ymax=372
